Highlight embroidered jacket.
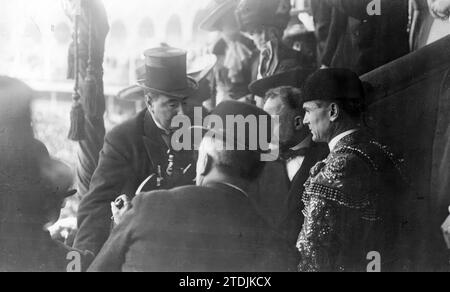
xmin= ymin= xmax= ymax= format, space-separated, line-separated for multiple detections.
xmin=296 ymin=131 xmax=407 ymax=272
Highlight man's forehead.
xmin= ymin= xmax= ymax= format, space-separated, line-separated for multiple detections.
xmin=303 ymin=100 xmax=320 ymax=109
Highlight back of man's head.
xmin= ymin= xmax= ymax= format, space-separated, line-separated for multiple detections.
xmin=199 ymin=135 xmax=265 ymax=182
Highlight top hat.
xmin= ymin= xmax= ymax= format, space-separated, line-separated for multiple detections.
xmin=236 ymin=0 xmax=291 ymax=32
xmin=137 ymin=47 xmax=199 ymax=99
xmin=249 ymin=68 xmax=314 ymax=97
xmin=200 ymin=0 xmax=239 ymax=32
xmin=301 ymin=68 xmax=365 ymax=103
xmin=117 ymin=48 xmax=217 ymax=101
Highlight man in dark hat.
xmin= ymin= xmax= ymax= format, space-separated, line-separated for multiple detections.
xmin=74 ymin=47 xmax=202 ymax=259
xmin=200 ymin=0 xmax=258 ymax=104
xmin=88 ymin=101 xmax=296 ymax=272
xmin=236 ymin=0 xmax=316 ymax=82
xmin=247 ymin=69 xmax=329 ymax=251
xmin=296 ymin=68 xmax=408 ymax=272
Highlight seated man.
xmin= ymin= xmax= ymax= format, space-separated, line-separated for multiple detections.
xmin=296 ymin=69 xmax=409 ymax=272
xmin=88 ymin=101 xmax=296 ymax=272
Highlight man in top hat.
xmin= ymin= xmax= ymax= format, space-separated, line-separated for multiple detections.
xmin=74 ymin=47 xmax=202 ymax=259
xmin=200 ymin=0 xmax=258 ymax=104
xmin=88 ymin=101 xmax=296 ymax=272
xmin=296 ymin=68 xmax=408 ymax=272
xmin=247 ymin=69 xmax=329 ymax=254
xmin=236 ymin=0 xmax=316 ymax=81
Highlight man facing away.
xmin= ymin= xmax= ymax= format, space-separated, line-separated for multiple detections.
xmin=88 ymin=101 xmax=297 ymax=272
xmin=296 ymin=68 xmax=409 ymax=272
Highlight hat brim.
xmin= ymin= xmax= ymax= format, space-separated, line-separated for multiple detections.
xmin=249 ymin=68 xmax=315 ymax=97
xmin=136 ymin=76 xmax=199 ymax=99
xmin=199 ymin=1 xmax=237 ymax=32
xmin=117 ymin=54 xmax=217 ymax=102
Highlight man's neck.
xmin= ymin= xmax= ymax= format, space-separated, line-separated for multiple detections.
xmin=200 ymin=170 xmax=249 ymax=193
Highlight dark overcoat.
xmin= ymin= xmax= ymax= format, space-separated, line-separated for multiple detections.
xmin=316 ymin=0 xmax=410 ymax=75
xmin=74 ymin=110 xmax=194 ymax=256
xmin=249 ymin=143 xmax=329 ymax=251
xmin=88 ymin=182 xmax=297 ymax=272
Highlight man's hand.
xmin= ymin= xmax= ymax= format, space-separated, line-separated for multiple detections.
xmin=111 ymin=195 xmax=132 ymax=226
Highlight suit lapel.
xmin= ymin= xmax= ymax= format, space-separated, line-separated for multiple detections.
xmin=284 ymin=143 xmax=329 ymax=217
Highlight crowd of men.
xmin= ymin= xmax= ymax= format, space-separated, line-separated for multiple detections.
xmin=1 ymin=0 xmax=450 ymax=272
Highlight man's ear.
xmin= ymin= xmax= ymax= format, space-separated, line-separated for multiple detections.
xmin=294 ymin=115 xmax=303 ymax=131
xmin=329 ymin=103 xmax=340 ymax=122
xmin=199 ymin=153 xmax=213 ymax=177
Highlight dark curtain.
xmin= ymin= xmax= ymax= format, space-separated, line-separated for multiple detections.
xmin=67 ymin=0 xmax=110 ymax=196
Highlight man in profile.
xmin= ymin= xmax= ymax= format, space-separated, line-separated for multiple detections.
xmin=296 ymin=69 xmax=408 ymax=272
xmin=88 ymin=101 xmax=296 ymax=272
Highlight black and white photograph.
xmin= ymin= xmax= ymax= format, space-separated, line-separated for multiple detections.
xmin=0 ymin=0 xmax=449 ymax=275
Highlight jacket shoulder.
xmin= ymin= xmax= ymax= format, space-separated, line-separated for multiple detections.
xmin=305 ymin=151 xmax=373 ymax=210
xmin=105 ymin=111 xmax=144 ymax=144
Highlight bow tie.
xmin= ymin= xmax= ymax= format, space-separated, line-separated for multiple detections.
xmin=279 ymin=148 xmax=308 ymax=161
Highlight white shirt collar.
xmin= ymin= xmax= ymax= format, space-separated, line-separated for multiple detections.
xmin=328 ymin=129 xmax=358 ymax=151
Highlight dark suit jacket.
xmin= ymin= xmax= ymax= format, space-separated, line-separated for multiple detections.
xmin=74 ymin=110 xmax=194 ymax=256
xmin=320 ymin=0 xmax=410 ymax=75
xmin=249 ymin=143 xmax=329 ymax=249
xmin=88 ymin=182 xmax=297 ymax=272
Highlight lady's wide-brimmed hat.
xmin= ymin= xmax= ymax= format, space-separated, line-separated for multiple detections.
xmin=199 ymin=0 xmax=239 ymax=32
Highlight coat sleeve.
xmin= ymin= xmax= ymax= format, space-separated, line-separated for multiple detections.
xmin=74 ymin=130 xmax=137 ymax=257
xmin=87 ymin=195 xmax=144 ymax=272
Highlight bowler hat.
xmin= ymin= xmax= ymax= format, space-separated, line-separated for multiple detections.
xmin=200 ymin=0 xmax=239 ymax=32
xmin=137 ymin=47 xmax=198 ymax=99
xmin=249 ymin=68 xmax=314 ymax=97
xmin=301 ymin=68 xmax=365 ymax=103
xmin=192 ymin=100 xmax=273 ymax=153
xmin=236 ymin=0 xmax=291 ymax=32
